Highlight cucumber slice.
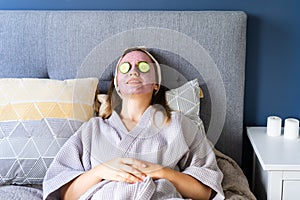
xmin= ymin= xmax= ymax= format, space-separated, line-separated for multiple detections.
xmin=138 ymin=62 xmax=150 ymax=73
xmin=119 ymin=62 xmax=131 ymax=74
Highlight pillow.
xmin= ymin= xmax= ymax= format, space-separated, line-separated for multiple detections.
xmin=165 ymin=79 xmax=204 ymax=131
xmin=0 ymin=78 xmax=98 ymax=185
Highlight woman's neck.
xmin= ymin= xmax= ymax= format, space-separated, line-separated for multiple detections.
xmin=120 ymin=93 xmax=152 ymax=123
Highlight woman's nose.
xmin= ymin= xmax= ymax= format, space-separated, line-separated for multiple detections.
xmin=129 ymin=65 xmax=139 ymax=76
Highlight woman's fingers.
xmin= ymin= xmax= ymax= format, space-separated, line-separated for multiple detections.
xmin=121 ymin=158 xmax=147 ymax=168
xmin=117 ymin=158 xmax=147 ymax=180
xmin=116 ymin=171 xmax=144 ymax=183
xmin=98 ymin=158 xmax=165 ymax=183
xmin=97 ymin=158 xmax=148 ymax=183
xmin=118 ymin=163 xmax=146 ymax=181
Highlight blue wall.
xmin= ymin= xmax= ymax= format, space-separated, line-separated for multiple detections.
xmin=1 ymin=0 xmax=299 ymax=126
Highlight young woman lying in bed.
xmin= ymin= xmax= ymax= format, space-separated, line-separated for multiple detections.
xmin=43 ymin=47 xmax=224 ymax=200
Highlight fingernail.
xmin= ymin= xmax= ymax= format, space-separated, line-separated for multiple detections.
xmin=142 ymin=164 xmax=147 ymax=168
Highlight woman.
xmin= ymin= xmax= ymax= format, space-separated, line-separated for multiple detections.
xmin=43 ymin=47 xmax=224 ymax=200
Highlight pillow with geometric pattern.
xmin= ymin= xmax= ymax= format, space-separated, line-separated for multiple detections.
xmin=165 ymin=78 xmax=205 ymax=132
xmin=0 ymin=78 xmax=98 ymax=185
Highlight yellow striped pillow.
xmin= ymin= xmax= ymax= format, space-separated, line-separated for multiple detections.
xmin=0 ymin=78 xmax=98 ymax=121
xmin=0 ymin=78 xmax=98 ymax=185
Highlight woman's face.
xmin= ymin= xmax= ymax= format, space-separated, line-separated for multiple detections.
xmin=116 ymin=51 xmax=156 ymax=95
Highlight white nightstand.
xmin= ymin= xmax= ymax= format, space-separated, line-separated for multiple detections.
xmin=247 ymin=127 xmax=300 ymax=200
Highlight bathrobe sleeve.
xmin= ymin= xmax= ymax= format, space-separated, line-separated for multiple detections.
xmin=177 ymin=114 xmax=225 ymax=200
xmin=42 ymin=118 xmax=98 ymax=200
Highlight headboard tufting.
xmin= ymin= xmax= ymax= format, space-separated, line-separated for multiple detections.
xmin=0 ymin=10 xmax=247 ymax=165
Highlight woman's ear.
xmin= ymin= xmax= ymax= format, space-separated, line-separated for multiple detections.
xmin=153 ymin=84 xmax=159 ymax=91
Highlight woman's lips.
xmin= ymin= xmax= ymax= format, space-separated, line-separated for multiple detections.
xmin=126 ymin=78 xmax=142 ymax=85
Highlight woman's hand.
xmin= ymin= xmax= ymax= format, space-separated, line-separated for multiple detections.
xmin=135 ymin=161 xmax=212 ymax=200
xmin=135 ymin=161 xmax=166 ymax=180
xmin=94 ymin=158 xmax=147 ymax=183
xmin=60 ymin=157 xmax=147 ymax=200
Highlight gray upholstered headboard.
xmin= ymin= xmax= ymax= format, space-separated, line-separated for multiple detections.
xmin=0 ymin=10 xmax=247 ymax=165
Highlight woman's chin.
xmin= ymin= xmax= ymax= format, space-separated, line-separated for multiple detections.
xmin=120 ymin=86 xmax=153 ymax=96
xmin=121 ymin=90 xmax=153 ymax=97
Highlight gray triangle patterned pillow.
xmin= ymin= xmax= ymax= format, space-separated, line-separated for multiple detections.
xmin=166 ymin=79 xmax=205 ymax=132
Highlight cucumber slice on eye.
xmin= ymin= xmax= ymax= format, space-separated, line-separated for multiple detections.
xmin=119 ymin=62 xmax=131 ymax=74
xmin=138 ymin=62 xmax=150 ymax=73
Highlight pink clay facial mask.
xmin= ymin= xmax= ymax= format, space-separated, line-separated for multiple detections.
xmin=116 ymin=51 xmax=156 ymax=95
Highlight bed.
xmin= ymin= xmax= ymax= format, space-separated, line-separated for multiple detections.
xmin=0 ymin=10 xmax=255 ymax=199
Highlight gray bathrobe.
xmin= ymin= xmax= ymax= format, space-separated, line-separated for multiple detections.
xmin=43 ymin=106 xmax=224 ymax=200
